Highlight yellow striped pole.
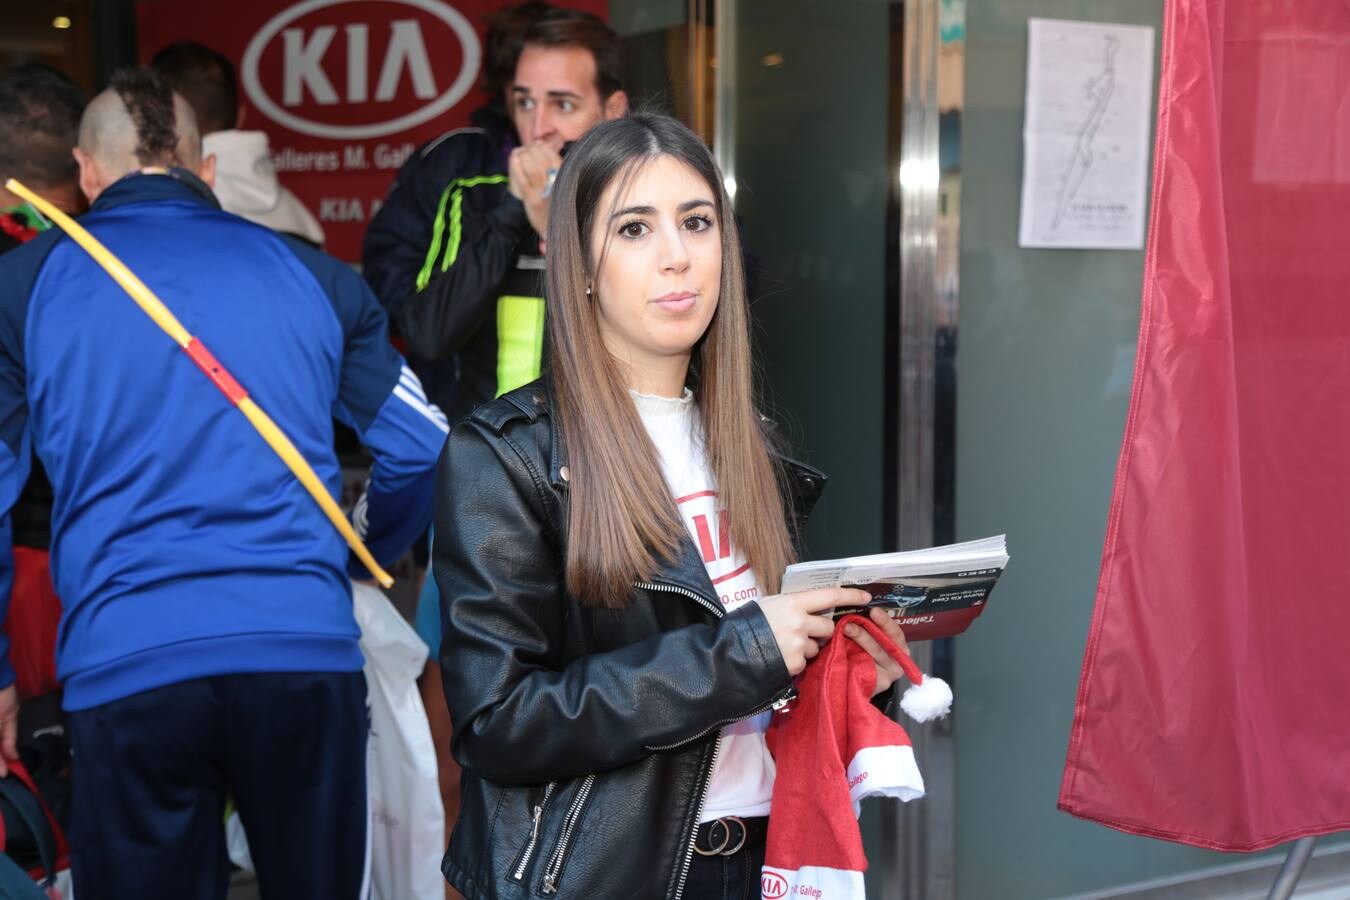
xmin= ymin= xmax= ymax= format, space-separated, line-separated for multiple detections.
xmin=6 ymin=178 xmax=394 ymax=588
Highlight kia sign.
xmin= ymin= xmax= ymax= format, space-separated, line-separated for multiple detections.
xmin=241 ymin=0 xmax=480 ymax=139
xmin=137 ymin=0 xmax=606 ymax=261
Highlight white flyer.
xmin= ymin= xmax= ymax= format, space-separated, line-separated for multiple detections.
xmin=1018 ymin=18 xmax=1155 ymax=249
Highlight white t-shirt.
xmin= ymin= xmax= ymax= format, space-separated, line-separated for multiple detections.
xmin=631 ymin=389 xmax=776 ymax=821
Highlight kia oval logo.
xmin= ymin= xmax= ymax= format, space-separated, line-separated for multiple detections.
xmin=761 ymin=871 xmax=788 ymax=899
xmin=241 ymin=0 xmax=481 ymax=139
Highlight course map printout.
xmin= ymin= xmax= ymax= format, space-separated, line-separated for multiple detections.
xmin=1018 ymin=18 xmax=1155 ymax=250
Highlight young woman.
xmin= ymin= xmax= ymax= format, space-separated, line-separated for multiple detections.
xmin=434 ymin=114 xmax=912 ymax=900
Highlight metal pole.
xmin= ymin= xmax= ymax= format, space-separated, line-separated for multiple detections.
xmin=712 ymin=0 xmax=738 ymax=203
xmin=1266 ymin=837 xmax=1317 ymax=900
xmin=884 ymin=0 xmax=941 ymax=897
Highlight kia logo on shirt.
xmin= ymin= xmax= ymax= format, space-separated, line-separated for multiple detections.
xmin=241 ymin=0 xmax=482 ymax=139
xmin=761 ymin=871 xmax=788 ymax=899
xmin=678 ymin=491 xmax=753 ymax=590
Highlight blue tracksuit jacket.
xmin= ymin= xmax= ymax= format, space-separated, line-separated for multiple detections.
xmin=0 ymin=170 xmax=448 ymax=710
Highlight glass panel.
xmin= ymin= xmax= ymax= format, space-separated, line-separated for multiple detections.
xmin=729 ymin=0 xmax=891 ymax=561
xmin=726 ymin=6 xmax=897 ymax=891
xmin=611 ymin=0 xmax=717 ymax=144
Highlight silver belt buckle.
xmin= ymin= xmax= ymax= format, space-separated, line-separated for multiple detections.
xmin=694 ymin=815 xmax=748 ymax=857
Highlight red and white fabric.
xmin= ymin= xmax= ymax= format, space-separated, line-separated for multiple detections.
xmin=760 ymin=614 xmax=950 ymax=900
xmin=1059 ymin=0 xmax=1350 ymax=851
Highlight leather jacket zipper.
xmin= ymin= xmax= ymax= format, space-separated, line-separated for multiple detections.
xmin=635 ymin=579 xmax=723 ymax=619
xmin=539 ymin=773 xmax=596 ymax=894
xmin=511 ymin=782 xmax=557 ymax=882
xmin=668 ymin=687 xmax=794 ymax=899
xmin=636 ymin=579 xmax=796 ymax=751
xmin=645 ymin=687 xmax=796 ymax=753
xmin=672 ymin=737 xmax=721 ymax=900
xmin=636 ymin=579 xmax=794 ymax=897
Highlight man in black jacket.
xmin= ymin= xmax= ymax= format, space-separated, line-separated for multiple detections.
xmin=362 ymin=3 xmax=626 ymax=423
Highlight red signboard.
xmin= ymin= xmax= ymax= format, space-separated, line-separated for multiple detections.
xmin=137 ymin=0 xmax=607 ymax=261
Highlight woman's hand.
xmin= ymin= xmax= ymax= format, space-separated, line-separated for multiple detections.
xmin=843 ymin=607 xmax=913 ymax=697
xmin=756 ymin=588 xmax=869 ymax=676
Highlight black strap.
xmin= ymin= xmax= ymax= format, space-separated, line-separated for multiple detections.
xmin=0 ymin=777 xmax=57 ymax=885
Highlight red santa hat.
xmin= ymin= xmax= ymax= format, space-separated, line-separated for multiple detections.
xmin=761 ymin=614 xmax=951 ymax=900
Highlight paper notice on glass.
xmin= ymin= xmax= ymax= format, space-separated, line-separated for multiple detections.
xmin=1018 ymin=18 xmax=1155 ymax=249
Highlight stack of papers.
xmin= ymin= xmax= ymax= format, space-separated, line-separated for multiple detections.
xmin=781 ymin=536 xmax=1010 ymax=640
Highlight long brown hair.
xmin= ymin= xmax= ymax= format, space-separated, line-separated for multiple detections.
xmin=545 ymin=114 xmax=795 ymax=608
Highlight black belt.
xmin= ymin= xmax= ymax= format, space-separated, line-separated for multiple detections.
xmin=693 ymin=815 xmax=769 ymax=857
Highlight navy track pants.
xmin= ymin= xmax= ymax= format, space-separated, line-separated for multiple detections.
xmin=67 ymin=671 xmax=369 ymax=900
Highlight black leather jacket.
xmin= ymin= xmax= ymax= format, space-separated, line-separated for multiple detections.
xmin=434 ymin=381 xmax=825 ymax=899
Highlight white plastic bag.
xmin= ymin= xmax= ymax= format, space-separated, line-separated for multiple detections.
xmin=352 ymin=581 xmax=446 ymax=900
xmin=225 ymin=811 xmax=253 ymax=871
xmin=225 ymin=583 xmax=445 ymax=900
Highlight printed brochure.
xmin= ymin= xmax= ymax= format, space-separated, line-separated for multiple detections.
xmin=781 ymin=535 xmax=1009 ymax=640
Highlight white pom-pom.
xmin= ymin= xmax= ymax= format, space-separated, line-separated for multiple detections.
xmin=900 ymin=675 xmax=952 ymax=722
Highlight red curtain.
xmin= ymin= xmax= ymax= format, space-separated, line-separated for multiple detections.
xmin=1060 ymin=0 xmax=1350 ymax=851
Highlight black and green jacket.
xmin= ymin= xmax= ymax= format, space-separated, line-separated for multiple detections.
xmin=363 ymin=107 xmax=545 ymax=424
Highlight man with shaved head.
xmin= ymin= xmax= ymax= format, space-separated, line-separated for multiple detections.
xmin=0 ymin=67 xmax=447 ymax=898
xmin=71 ymin=68 xmax=214 ymax=198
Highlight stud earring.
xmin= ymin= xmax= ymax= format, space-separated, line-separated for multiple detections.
xmin=585 ymin=282 xmax=594 ymax=298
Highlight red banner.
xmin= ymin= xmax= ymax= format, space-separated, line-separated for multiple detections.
xmin=1060 ymin=1 xmax=1350 ymax=851
xmin=136 ymin=0 xmax=607 ymax=261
